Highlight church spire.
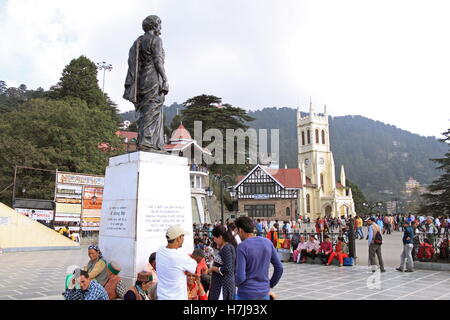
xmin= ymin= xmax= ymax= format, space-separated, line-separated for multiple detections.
xmin=324 ymin=104 xmax=327 ymax=116
xmin=309 ymin=97 xmax=314 ymax=120
xmin=340 ymin=165 xmax=346 ymax=187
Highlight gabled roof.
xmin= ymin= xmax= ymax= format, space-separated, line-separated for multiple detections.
xmin=235 ymin=164 xmax=302 ymax=189
xmin=170 ymin=124 xmax=192 ymax=141
xmin=265 ymin=168 xmax=302 ymax=189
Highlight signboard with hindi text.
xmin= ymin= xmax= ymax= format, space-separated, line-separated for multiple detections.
xmin=57 ymin=173 xmax=104 ymax=187
xmin=54 ymin=171 xmax=105 ymax=233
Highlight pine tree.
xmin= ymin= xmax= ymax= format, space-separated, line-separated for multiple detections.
xmin=420 ymin=128 xmax=450 ymax=216
xmin=53 ymin=56 xmax=106 ymax=106
xmin=180 ymin=95 xmax=255 ymax=177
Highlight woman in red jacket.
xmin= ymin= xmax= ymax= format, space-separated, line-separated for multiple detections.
xmin=327 ymin=237 xmax=349 ymax=267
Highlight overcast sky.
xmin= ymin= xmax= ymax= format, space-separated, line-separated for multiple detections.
xmin=1 ymin=0 xmax=449 ymax=138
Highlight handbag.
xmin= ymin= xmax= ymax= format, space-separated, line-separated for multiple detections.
xmin=343 ymin=257 xmax=354 ymax=266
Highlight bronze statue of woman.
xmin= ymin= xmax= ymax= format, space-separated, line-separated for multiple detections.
xmin=123 ymin=15 xmax=169 ymax=152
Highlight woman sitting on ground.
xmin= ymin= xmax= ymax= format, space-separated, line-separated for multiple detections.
xmin=84 ymin=245 xmax=108 ymax=286
xmin=326 ymin=237 xmax=349 ymax=267
xmin=293 ymin=236 xmax=308 ymax=263
xmin=187 ymin=273 xmax=208 ymax=300
xmin=124 ymin=271 xmax=153 ymax=300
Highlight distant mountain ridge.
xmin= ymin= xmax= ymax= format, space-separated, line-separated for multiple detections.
xmin=120 ymin=105 xmax=447 ymax=200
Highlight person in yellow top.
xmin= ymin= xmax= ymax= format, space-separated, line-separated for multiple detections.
xmin=355 ymin=216 xmax=364 ymax=240
xmin=58 ymin=226 xmax=70 ymax=238
xmin=84 ymin=245 xmax=108 ymax=286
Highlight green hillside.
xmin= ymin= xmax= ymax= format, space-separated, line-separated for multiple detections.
xmin=123 ymin=105 xmax=447 ymax=201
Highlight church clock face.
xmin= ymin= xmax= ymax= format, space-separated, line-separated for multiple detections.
xmin=319 ymin=157 xmax=325 ymax=165
xmin=304 ymin=159 xmax=310 ymax=166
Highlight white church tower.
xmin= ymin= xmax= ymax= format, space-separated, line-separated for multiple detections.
xmin=297 ymin=101 xmax=355 ymax=218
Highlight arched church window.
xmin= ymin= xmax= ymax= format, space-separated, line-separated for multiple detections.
xmin=286 ymin=207 xmax=290 ymax=217
xmin=307 ymin=130 xmax=311 ymax=144
xmin=322 ymin=130 xmax=325 ymax=144
xmin=315 ymin=129 xmax=319 ymax=143
xmin=306 ymin=194 xmax=311 ymax=213
xmin=302 ymin=131 xmax=305 ymax=145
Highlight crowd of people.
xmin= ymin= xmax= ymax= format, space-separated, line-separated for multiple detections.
xmin=63 ymin=217 xmax=284 ymax=300
xmin=62 ymin=213 xmax=449 ymax=300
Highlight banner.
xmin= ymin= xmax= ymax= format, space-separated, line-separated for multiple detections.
xmin=57 ymin=173 xmax=104 ymax=187
xmin=54 ymin=214 xmax=81 ymax=222
xmin=83 ymin=187 xmax=103 ymax=210
xmin=15 ymin=208 xmax=54 ymax=221
xmin=55 ymin=172 xmax=105 ymax=233
xmin=55 ymin=203 xmax=82 ymax=214
xmin=56 ymin=184 xmax=82 ymax=204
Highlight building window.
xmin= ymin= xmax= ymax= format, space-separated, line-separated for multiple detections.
xmin=306 ymin=194 xmax=311 ymax=213
xmin=244 ymin=204 xmax=275 ymax=217
xmin=242 ymin=183 xmax=276 ymax=195
xmin=322 ymin=130 xmax=325 ymax=144
xmin=320 ymin=174 xmax=324 ymax=190
xmin=307 ymin=130 xmax=311 ymax=144
xmin=286 ymin=207 xmax=291 ymax=217
xmin=302 ymin=131 xmax=305 ymax=145
xmin=315 ymin=129 xmax=319 ymax=144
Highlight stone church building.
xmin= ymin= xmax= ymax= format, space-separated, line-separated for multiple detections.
xmin=235 ymin=102 xmax=355 ymax=220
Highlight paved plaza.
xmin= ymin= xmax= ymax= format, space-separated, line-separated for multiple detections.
xmin=276 ymin=263 xmax=450 ymax=300
xmin=1 ymin=231 xmax=449 ymax=300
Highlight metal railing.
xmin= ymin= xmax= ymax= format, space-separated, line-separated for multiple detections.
xmin=192 ymin=227 xmax=350 ymax=249
xmin=189 ymin=165 xmax=209 ymax=173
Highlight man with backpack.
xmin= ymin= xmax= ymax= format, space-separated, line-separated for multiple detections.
xmin=367 ymin=217 xmax=386 ymax=272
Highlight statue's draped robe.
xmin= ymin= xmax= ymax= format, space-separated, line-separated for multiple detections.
xmin=124 ymin=33 xmax=165 ymax=151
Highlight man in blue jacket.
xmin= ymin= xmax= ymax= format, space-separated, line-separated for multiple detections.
xmin=235 ymin=216 xmax=283 ymax=300
xmin=396 ymin=221 xmax=415 ymax=272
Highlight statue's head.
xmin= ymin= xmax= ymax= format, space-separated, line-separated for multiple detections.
xmin=142 ymin=15 xmax=162 ymax=35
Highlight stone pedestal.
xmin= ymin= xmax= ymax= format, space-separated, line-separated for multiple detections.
xmin=99 ymin=152 xmax=194 ymax=286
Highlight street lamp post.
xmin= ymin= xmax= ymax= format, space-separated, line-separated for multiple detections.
xmin=97 ymin=61 xmax=113 ymax=94
xmin=209 ymin=174 xmax=234 ymax=225
xmin=363 ymin=202 xmax=383 ymax=216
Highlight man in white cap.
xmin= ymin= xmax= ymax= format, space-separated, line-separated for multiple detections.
xmin=156 ymin=224 xmax=197 ymax=300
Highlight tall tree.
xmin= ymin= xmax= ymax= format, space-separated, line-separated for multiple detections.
xmin=0 ymin=98 xmax=123 ymax=205
xmin=420 ymin=128 xmax=450 ymax=216
xmin=346 ymin=179 xmax=368 ymax=215
xmin=181 ymin=95 xmax=255 ymax=177
xmin=51 ymin=56 xmax=107 ymax=107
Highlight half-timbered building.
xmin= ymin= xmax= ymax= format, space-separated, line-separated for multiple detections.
xmin=235 ymin=165 xmax=301 ymax=221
